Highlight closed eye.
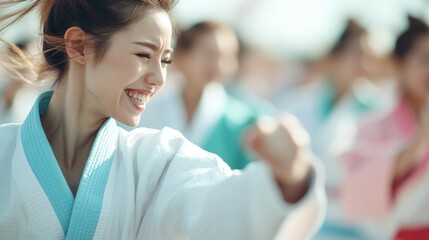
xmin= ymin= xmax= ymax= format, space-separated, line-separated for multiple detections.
xmin=135 ymin=53 xmax=151 ymax=59
xmin=135 ymin=53 xmax=172 ymax=66
xmin=162 ymin=59 xmax=173 ymax=64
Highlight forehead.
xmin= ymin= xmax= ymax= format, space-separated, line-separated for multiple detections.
xmin=214 ymin=29 xmax=238 ymax=52
xmin=194 ymin=30 xmax=238 ymax=52
xmin=112 ymin=11 xmax=172 ymax=48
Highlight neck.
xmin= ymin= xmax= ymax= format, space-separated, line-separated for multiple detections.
xmin=181 ymin=79 xmax=205 ymax=123
xmin=329 ymin=75 xmax=354 ymax=104
xmin=41 ymin=73 xmax=106 ymax=170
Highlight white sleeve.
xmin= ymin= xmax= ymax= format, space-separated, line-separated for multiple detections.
xmin=137 ymin=138 xmax=326 ymax=240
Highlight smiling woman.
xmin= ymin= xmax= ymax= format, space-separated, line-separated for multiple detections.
xmin=0 ymin=0 xmax=325 ymax=239
xmin=72 ymin=11 xmax=173 ymax=126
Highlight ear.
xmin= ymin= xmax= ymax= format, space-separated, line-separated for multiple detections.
xmin=64 ymin=27 xmax=86 ymax=65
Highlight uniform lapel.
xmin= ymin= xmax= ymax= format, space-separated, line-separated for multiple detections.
xmin=21 ymin=91 xmax=74 ymax=234
xmin=21 ymin=91 xmax=117 ymax=239
xmin=66 ymin=117 xmax=117 ymax=239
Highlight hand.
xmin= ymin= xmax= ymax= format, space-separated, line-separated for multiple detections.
xmin=245 ymin=114 xmax=312 ymax=203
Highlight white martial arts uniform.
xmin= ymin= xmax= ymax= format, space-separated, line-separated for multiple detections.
xmin=0 ymin=91 xmax=326 ymax=240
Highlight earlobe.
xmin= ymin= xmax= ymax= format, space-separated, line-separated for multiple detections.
xmin=64 ymin=27 xmax=86 ymax=65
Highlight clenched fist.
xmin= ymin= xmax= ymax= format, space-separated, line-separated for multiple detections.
xmin=245 ymin=114 xmax=313 ymax=203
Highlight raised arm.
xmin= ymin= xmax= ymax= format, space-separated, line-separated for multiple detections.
xmin=245 ymin=115 xmax=314 ymax=204
xmin=137 ymin=116 xmax=325 ymax=240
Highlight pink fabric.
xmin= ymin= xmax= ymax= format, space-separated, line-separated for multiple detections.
xmin=395 ymin=225 xmax=429 ymax=240
xmin=339 ymin=97 xmax=419 ymax=220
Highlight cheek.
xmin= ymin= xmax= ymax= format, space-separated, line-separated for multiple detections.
xmin=85 ymin=55 xmax=144 ymax=115
xmin=105 ymin=51 xmax=141 ymax=79
xmin=183 ymin=57 xmax=205 ymax=78
xmin=403 ymin=62 xmax=425 ymax=85
xmin=220 ymin=55 xmax=238 ymax=75
xmin=89 ymin=55 xmax=141 ymax=90
xmin=402 ymin=68 xmax=429 ymax=97
xmin=199 ymin=58 xmax=222 ymax=79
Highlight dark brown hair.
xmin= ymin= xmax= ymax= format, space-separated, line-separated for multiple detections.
xmin=0 ymin=0 xmax=176 ymax=85
xmin=393 ymin=16 xmax=429 ymax=60
xmin=330 ymin=19 xmax=367 ymax=55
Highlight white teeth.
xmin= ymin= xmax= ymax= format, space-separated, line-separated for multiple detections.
xmin=125 ymin=90 xmax=149 ymax=105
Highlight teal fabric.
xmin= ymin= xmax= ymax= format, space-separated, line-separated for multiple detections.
xmin=319 ymin=81 xmax=336 ymax=121
xmin=66 ymin=117 xmax=117 ymax=240
xmin=22 ymin=91 xmax=74 ymax=233
xmin=319 ymin=80 xmax=379 ymax=121
xmin=202 ymin=95 xmax=263 ymax=169
xmin=318 ymin=222 xmax=366 ymax=239
xmin=21 ymin=91 xmax=117 ymax=239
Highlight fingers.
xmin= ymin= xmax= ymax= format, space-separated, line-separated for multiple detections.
xmin=244 ymin=114 xmax=310 ymax=165
xmin=245 ymin=115 xmax=313 ymax=194
xmin=278 ymin=114 xmax=310 ymax=147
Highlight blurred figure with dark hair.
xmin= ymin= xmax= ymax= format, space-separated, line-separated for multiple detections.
xmin=0 ymin=39 xmax=41 ymax=124
xmin=137 ymin=21 xmax=276 ymax=169
xmin=340 ymin=16 xmax=429 ymax=240
xmin=274 ymin=19 xmax=392 ymax=239
xmin=223 ymin=39 xmax=278 ymax=116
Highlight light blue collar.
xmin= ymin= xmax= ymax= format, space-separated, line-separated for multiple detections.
xmin=21 ymin=91 xmax=117 ymax=239
xmin=320 ymin=80 xmax=378 ymax=120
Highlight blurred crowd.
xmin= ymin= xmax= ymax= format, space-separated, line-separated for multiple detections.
xmin=2 ymin=4 xmax=429 ymax=240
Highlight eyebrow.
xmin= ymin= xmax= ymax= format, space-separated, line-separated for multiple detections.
xmin=132 ymin=41 xmax=174 ymax=54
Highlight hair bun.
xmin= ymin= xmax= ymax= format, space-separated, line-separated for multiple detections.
xmin=393 ymin=15 xmax=429 ymax=59
xmin=407 ymin=15 xmax=428 ymax=32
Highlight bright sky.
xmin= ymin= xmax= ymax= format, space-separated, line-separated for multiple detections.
xmin=1 ymin=0 xmax=428 ymax=58
xmin=174 ymin=0 xmax=429 ymax=58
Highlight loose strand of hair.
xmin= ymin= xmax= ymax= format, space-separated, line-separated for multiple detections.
xmin=0 ymin=0 xmax=58 ymax=85
xmin=0 ymin=0 xmax=41 ymax=33
xmin=0 ymin=39 xmax=37 ymax=84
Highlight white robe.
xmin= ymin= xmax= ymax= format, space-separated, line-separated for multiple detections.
xmin=0 ymin=91 xmax=326 ymax=240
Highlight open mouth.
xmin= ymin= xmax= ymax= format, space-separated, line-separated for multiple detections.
xmin=125 ymin=89 xmax=150 ymax=109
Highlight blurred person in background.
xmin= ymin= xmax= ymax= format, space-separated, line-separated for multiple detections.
xmin=137 ymin=21 xmax=277 ymax=169
xmin=223 ymin=41 xmax=278 ymax=116
xmin=229 ymin=45 xmax=285 ymax=101
xmin=0 ymin=39 xmax=41 ymax=124
xmin=274 ymin=19 xmax=392 ymax=239
xmin=340 ymin=16 xmax=429 ymax=240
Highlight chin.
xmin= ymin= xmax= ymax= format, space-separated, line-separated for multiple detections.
xmin=116 ymin=115 xmax=141 ymax=128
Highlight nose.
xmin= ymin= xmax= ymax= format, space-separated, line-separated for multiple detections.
xmin=144 ymin=61 xmax=166 ymax=87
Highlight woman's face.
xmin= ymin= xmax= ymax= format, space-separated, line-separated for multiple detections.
xmin=84 ymin=11 xmax=173 ymax=126
xmin=400 ymin=34 xmax=429 ymax=103
xmin=330 ymin=36 xmax=369 ymax=84
xmin=179 ymin=30 xmax=238 ymax=89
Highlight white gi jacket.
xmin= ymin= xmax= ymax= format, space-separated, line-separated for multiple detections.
xmin=0 ymin=91 xmax=326 ymax=240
